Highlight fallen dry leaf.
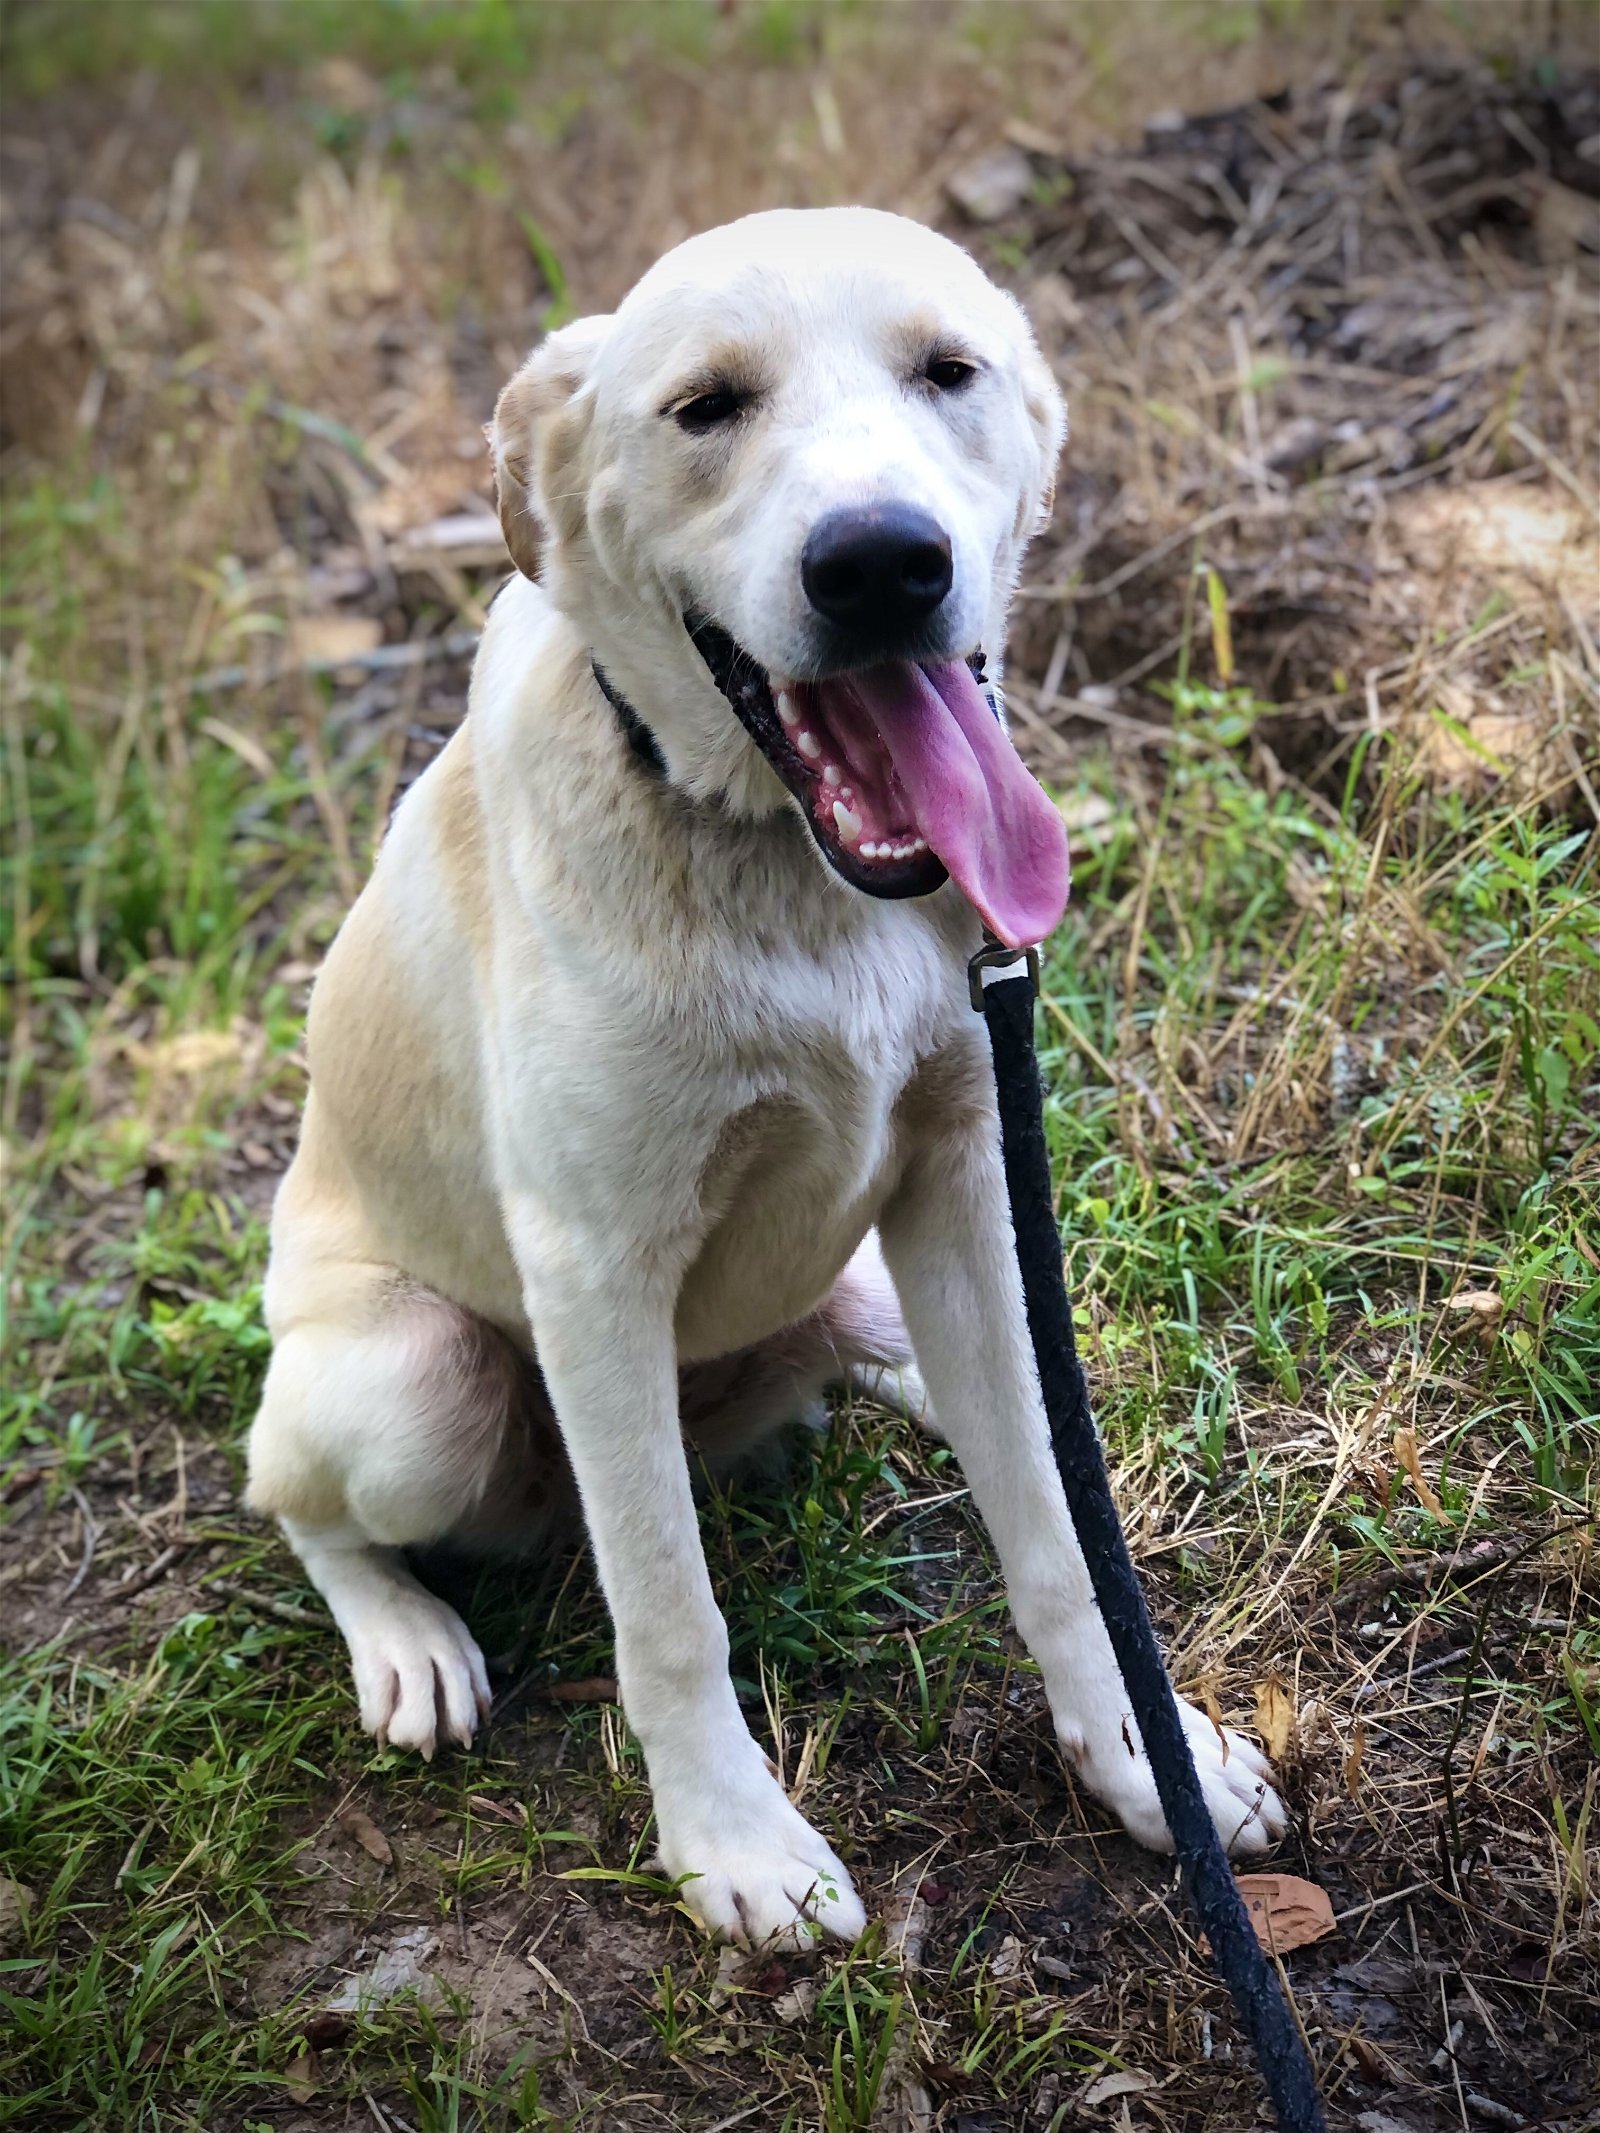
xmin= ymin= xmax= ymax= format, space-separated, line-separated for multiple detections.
xmin=548 ymin=1676 xmax=619 ymax=1702
xmin=1254 ymin=1674 xmax=1298 ymax=1760
xmin=1448 ymin=1288 xmax=1504 ymax=1350
xmin=772 ymin=1976 xmax=819 ymax=2025
xmin=1448 ymin=1288 xmax=1503 ymax=1323
xmin=1197 ymin=1678 xmax=1225 ymax=1738
xmin=1235 ymin=1873 xmax=1338 ymax=1955
xmin=882 ymin=1890 xmax=930 ymax=1971
xmin=1082 ymin=2067 xmax=1156 ymax=2107
xmin=1393 ymin=1427 xmax=1443 ymax=1516
xmin=337 ymin=1807 xmax=393 ymax=1867
xmin=467 ymin=1793 xmax=526 ymax=1826
xmin=877 ymin=2069 xmax=935 ymax=2133
xmin=1347 ymin=2034 xmax=1386 ymax=2078
xmin=283 ymin=2050 xmax=318 ymax=2104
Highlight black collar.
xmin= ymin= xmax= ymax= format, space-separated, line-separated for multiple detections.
xmin=591 ymin=660 xmax=666 ymax=779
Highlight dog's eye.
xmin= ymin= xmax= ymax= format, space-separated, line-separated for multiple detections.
xmin=672 ymin=386 xmax=747 ymax=434
xmin=924 ymin=355 xmax=977 ymax=392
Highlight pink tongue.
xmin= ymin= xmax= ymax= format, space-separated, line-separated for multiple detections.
xmin=828 ymin=661 xmax=1070 ymax=947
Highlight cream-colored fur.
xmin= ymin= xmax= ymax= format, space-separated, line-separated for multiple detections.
xmin=247 ymin=207 xmax=1283 ymax=1951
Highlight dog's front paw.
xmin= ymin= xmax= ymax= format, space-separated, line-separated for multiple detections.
xmin=344 ymin=1588 xmax=492 ymax=1759
xmin=653 ymin=1761 xmax=866 ymax=1950
xmin=1060 ymin=1691 xmax=1286 ymax=1858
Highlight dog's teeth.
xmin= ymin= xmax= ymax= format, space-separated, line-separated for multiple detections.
xmin=823 ymin=764 xmax=842 ymax=788
xmin=833 ymin=801 xmax=863 ymax=844
xmin=911 ymin=835 xmax=928 ymax=853
xmin=797 ymin=730 xmax=821 ymax=759
xmin=861 ymin=840 xmax=880 ymax=859
xmin=777 ymin=691 xmax=798 ymax=726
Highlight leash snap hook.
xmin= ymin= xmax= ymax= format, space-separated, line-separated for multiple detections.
xmin=968 ymin=939 xmax=1040 ymax=1014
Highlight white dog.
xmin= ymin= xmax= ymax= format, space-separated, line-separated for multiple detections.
xmin=246 ymin=207 xmax=1283 ymax=1949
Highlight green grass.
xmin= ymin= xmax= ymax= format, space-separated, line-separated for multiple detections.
xmin=2 ymin=12 xmax=1598 ymax=2107
xmin=2 ymin=0 xmax=673 ymax=105
xmin=5 ymin=473 xmax=1595 ymax=2118
xmin=0 ymin=0 xmax=906 ymax=110
xmin=1035 ymin=681 xmax=1600 ymax=1513
xmin=5 ymin=0 xmax=1576 ymax=116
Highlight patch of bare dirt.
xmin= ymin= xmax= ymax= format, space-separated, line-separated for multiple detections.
xmin=0 ymin=1424 xmax=241 ymax=1660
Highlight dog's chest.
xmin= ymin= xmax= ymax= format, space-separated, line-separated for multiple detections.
xmin=672 ymin=934 xmax=968 ymax=1357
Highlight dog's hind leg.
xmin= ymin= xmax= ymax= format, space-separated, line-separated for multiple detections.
xmin=680 ymin=1232 xmax=934 ymax=1464
xmin=829 ymin=1231 xmax=937 ymax=1432
xmin=247 ymin=1267 xmax=559 ymax=1757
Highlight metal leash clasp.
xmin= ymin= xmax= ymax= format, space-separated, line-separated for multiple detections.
xmin=968 ymin=938 xmax=1040 ymax=1013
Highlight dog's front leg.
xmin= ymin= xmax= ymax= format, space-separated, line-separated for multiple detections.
xmin=879 ymin=1108 xmax=1287 ymax=1856
xmin=513 ymin=1240 xmax=866 ymax=1949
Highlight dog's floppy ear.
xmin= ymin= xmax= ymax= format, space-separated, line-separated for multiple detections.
xmin=489 ymin=313 xmax=613 ymax=580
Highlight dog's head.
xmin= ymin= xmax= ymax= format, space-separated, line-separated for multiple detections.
xmin=491 ymin=207 xmax=1068 ymax=946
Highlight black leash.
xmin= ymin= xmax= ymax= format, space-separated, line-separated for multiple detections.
xmin=972 ymin=939 xmax=1326 ymax=2133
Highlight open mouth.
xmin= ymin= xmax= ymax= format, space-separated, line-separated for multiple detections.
xmin=687 ymin=616 xmax=1071 ymax=948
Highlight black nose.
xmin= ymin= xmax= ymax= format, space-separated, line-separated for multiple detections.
xmin=801 ymin=503 xmax=953 ymax=637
